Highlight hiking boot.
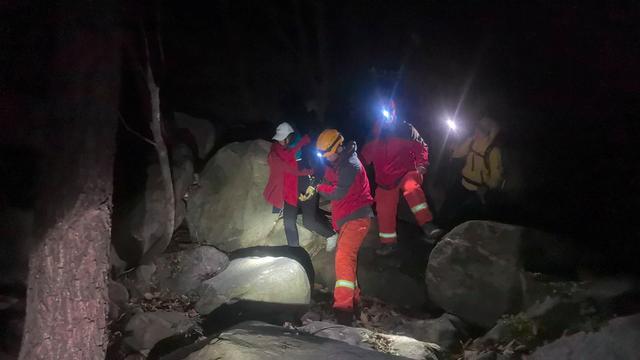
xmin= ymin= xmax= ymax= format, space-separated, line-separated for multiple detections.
xmin=326 ymin=233 xmax=338 ymax=252
xmin=422 ymin=222 xmax=444 ymax=244
xmin=335 ymin=310 xmax=354 ymax=326
xmin=375 ymin=243 xmax=398 ymax=256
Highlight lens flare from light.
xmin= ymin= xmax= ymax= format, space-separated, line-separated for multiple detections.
xmin=316 ymin=151 xmax=323 ymax=158
xmin=446 ymin=119 xmax=457 ymax=131
xmin=382 ymin=109 xmax=390 ymax=119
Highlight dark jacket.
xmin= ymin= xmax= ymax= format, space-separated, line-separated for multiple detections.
xmin=317 ymin=141 xmax=374 ymax=230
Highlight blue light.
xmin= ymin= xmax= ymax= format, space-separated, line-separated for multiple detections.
xmin=382 ymin=109 xmax=390 ymax=119
xmin=316 ymin=151 xmax=323 ymax=158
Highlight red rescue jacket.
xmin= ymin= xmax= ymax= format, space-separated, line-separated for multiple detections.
xmin=263 ymin=135 xmax=311 ymax=208
xmin=361 ymin=121 xmax=429 ymax=189
xmin=317 ymin=142 xmax=373 ymax=230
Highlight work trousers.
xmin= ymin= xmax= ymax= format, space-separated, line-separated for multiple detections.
xmin=333 ymin=217 xmax=371 ymax=312
xmin=375 ymin=170 xmax=434 ymax=245
xmin=438 ymin=179 xmax=484 ymax=231
xmin=283 ymin=176 xmax=335 ymax=247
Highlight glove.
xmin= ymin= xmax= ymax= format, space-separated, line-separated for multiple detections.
xmin=298 ymin=186 xmax=316 ymax=202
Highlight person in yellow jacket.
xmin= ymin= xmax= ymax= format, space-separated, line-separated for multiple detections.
xmin=438 ymin=116 xmax=504 ymax=229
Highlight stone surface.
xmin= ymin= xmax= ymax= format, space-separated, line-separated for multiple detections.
xmin=184 ymin=321 xmax=412 ymax=360
xmin=312 ymin=220 xmax=427 ymax=308
xmin=154 ymin=246 xmax=229 ymax=295
xmin=186 ymin=140 xmax=324 ymax=253
xmin=196 ymin=256 xmax=310 ymax=314
xmin=393 ymin=313 xmax=469 ymax=354
xmin=426 ymin=221 xmax=526 ymax=328
xmin=299 ymin=321 xmax=442 ymax=360
xmin=123 ymin=246 xmax=228 ymax=298
xmin=529 ymin=313 xmax=640 ymax=360
xmin=174 ymin=112 xmax=216 ymax=160
xmin=109 ymin=280 xmax=130 ymax=320
xmin=124 ymin=311 xmax=197 ymax=352
xmin=113 ymin=143 xmax=195 ymax=265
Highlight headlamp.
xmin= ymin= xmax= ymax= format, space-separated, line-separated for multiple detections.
xmin=446 ymin=118 xmax=457 ymax=131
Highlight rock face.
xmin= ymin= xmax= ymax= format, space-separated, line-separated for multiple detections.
xmin=299 ymin=321 xmax=441 ymax=360
xmin=113 ymin=143 xmax=195 ymax=265
xmin=173 ymin=112 xmax=216 ymax=161
xmin=154 ymin=246 xmax=229 ymax=295
xmin=124 ymin=311 xmax=197 ymax=352
xmin=196 ymin=256 xmax=311 ymax=315
xmin=529 ymin=314 xmax=640 ymax=359
xmin=393 ymin=313 xmax=469 ymax=355
xmin=184 ymin=321 xmax=410 ymax=360
xmin=124 ymin=246 xmax=228 ymax=297
xmin=426 ymin=221 xmax=525 ymax=328
xmin=186 ymin=140 xmax=324 ymax=253
xmin=312 ymin=221 xmax=427 ymax=308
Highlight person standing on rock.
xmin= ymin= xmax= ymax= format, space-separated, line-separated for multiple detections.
xmin=263 ymin=122 xmax=338 ymax=248
xmin=315 ymin=129 xmax=374 ymax=325
xmin=361 ymin=100 xmax=443 ymax=256
xmin=438 ymin=116 xmax=504 ymax=230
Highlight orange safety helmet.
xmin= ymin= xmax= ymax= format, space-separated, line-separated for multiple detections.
xmin=316 ymin=129 xmax=344 ymax=158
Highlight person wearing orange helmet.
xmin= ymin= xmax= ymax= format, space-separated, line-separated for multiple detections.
xmin=263 ymin=122 xmax=337 ymax=248
xmin=315 ymin=129 xmax=373 ymax=325
xmin=362 ymin=100 xmax=443 ymax=256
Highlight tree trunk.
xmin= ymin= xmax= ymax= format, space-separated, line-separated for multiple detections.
xmin=19 ymin=1 xmax=121 ymax=359
xmin=139 ymin=35 xmax=175 ymax=264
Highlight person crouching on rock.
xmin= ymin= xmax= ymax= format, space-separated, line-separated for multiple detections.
xmin=315 ymin=129 xmax=374 ymax=325
xmin=263 ymin=122 xmax=338 ymax=247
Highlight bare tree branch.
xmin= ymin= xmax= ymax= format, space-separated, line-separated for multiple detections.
xmin=138 ymin=23 xmax=175 ymax=265
xmin=117 ymin=111 xmax=157 ymax=147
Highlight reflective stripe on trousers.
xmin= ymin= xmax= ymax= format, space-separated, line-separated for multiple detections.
xmin=333 ymin=217 xmax=371 ymax=312
xmin=410 ymin=202 xmax=428 ymax=214
xmin=375 ymin=171 xmax=433 ymax=245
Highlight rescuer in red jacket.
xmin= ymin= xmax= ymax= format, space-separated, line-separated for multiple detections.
xmin=361 ymin=101 xmax=443 ymax=256
xmin=263 ymin=122 xmax=337 ymax=247
xmin=315 ymin=129 xmax=373 ymax=325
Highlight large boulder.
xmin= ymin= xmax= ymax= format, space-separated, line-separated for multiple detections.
xmin=124 ymin=246 xmax=228 ymax=298
xmin=123 ymin=311 xmax=197 ymax=353
xmin=529 ymin=313 xmax=640 ymax=359
xmin=182 ymin=321 xmax=412 ymax=360
xmin=298 ymin=321 xmax=442 ymax=360
xmin=312 ymin=220 xmax=428 ymax=308
xmin=113 ymin=144 xmax=195 ymax=265
xmin=186 ymin=140 xmax=324 ymax=253
xmin=173 ymin=112 xmax=216 ymax=161
xmin=426 ymin=221 xmax=526 ymax=328
xmin=393 ymin=313 xmax=469 ymax=355
xmin=196 ymin=256 xmax=311 ymax=314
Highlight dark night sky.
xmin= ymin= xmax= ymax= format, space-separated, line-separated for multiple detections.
xmin=1 ymin=1 xmax=639 ymax=272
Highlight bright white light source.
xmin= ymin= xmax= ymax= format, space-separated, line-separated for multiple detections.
xmin=382 ymin=109 xmax=390 ymax=119
xmin=446 ymin=118 xmax=457 ymax=131
xmin=316 ymin=151 xmax=323 ymax=158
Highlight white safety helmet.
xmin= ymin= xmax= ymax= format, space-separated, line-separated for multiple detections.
xmin=272 ymin=122 xmax=295 ymax=141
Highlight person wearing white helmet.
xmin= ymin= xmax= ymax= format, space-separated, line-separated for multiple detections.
xmin=263 ymin=122 xmax=337 ymax=248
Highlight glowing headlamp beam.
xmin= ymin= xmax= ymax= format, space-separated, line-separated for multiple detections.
xmin=446 ymin=119 xmax=457 ymax=131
